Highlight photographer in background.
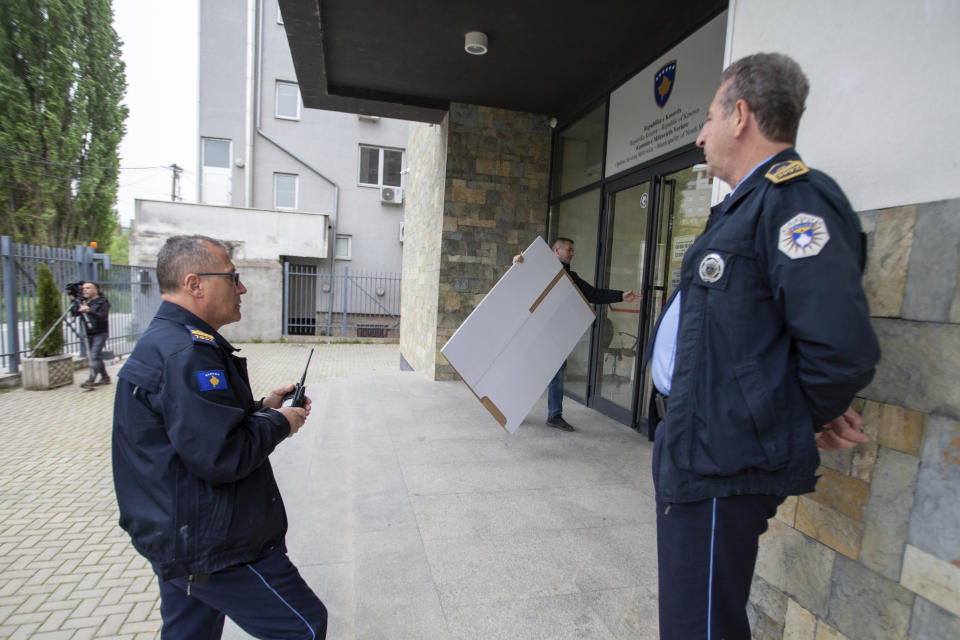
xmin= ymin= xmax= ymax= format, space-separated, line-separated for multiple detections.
xmin=72 ymin=281 xmax=110 ymax=388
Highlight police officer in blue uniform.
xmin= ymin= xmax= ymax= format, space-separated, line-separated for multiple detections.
xmin=648 ymin=53 xmax=880 ymax=639
xmin=112 ymin=235 xmax=327 ymax=639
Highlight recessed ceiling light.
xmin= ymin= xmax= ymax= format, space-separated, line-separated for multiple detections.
xmin=464 ymin=31 xmax=488 ymax=55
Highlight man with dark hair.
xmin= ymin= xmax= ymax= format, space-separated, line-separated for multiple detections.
xmin=74 ymin=281 xmax=110 ymax=388
xmin=514 ymin=237 xmax=641 ymax=431
xmin=112 ymin=235 xmax=327 ymax=638
xmin=647 ymin=53 xmax=880 ymax=638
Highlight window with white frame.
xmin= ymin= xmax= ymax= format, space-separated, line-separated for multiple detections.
xmin=274 ymin=173 xmax=298 ymax=209
xmin=202 ymin=138 xmax=230 ymax=168
xmin=335 ymin=234 xmax=352 ymax=260
xmin=275 ymin=82 xmax=300 ymax=120
xmin=358 ymin=145 xmax=404 ymax=187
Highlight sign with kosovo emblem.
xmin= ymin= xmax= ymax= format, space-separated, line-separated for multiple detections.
xmin=778 ymin=213 xmax=830 ymax=259
xmin=654 ymin=60 xmax=677 ymax=108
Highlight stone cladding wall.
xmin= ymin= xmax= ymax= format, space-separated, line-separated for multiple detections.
xmin=400 ymin=103 xmax=551 ymax=380
xmin=399 ymin=118 xmax=448 ymax=374
xmin=432 ymin=103 xmax=552 ymax=380
xmin=749 ymin=197 xmax=960 ymax=640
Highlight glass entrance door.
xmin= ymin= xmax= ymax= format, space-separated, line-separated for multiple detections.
xmin=592 ymin=181 xmax=650 ymax=422
xmin=637 ymin=162 xmax=713 ymax=423
xmin=549 ymin=189 xmax=601 ymax=403
xmin=584 ymin=149 xmax=712 ymax=429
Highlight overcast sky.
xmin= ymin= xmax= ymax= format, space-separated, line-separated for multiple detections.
xmin=113 ymin=0 xmax=198 ymax=227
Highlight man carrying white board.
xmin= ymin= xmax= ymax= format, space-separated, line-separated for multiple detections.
xmin=513 ymin=237 xmax=642 ymax=431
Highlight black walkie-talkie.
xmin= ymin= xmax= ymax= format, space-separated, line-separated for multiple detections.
xmin=281 ymin=348 xmax=314 ymax=408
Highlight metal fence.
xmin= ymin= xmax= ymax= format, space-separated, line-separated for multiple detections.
xmin=1 ymin=236 xmax=161 ymax=373
xmin=284 ymin=264 xmax=401 ymax=338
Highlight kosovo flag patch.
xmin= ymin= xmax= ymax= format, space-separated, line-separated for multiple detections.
xmin=196 ymin=370 xmax=228 ymax=391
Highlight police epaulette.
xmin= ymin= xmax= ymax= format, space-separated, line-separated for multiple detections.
xmin=185 ymin=324 xmax=217 ymax=346
xmin=765 ymin=160 xmax=809 ymax=184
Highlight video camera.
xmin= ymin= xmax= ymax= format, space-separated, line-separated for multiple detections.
xmin=65 ymin=281 xmax=91 ymax=328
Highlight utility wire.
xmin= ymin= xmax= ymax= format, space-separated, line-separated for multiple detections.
xmin=0 ymin=162 xmax=82 ymax=182
xmin=0 ymin=145 xmax=169 ymax=171
xmin=0 ymin=152 xmax=162 ymax=171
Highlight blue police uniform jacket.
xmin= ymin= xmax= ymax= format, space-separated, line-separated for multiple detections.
xmin=654 ymin=149 xmax=880 ymax=504
xmin=112 ymin=301 xmax=291 ymax=580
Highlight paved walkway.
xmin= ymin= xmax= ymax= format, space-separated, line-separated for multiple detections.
xmin=0 ymin=343 xmax=660 ymax=639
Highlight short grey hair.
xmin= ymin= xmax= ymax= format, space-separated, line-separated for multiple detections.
xmin=552 ymin=237 xmax=574 ymax=250
xmin=156 ymin=235 xmax=226 ymax=293
xmin=719 ymin=52 xmax=809 ymax=145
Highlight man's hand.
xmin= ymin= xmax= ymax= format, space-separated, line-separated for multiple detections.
xmin=622 ymin=290 xmax=642 ymax=303
xmin=263 ymin=384 xmax=292 ymax=409
xmin=277 ymin=407 xmax=308 ymax=436
xmin=512 ymin=254 xmax=524 ymax=264
xmin=263 ymin=384 xmax=312 ymax=436
xmin=816 ymin=406 xmax=869 ymax=450
xmin=78 ymin=304 xmax=90 ymax=313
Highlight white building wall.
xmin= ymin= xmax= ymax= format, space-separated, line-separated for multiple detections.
xmin=728 ymin=0 xmax=960 ymax=212
xmin=131 ymin=200 xmax=327 ymax=264
xmin=129 ymin=199 xmax=329 ymax=342
xmin=198 ymin=0 xmax=249 ymax=208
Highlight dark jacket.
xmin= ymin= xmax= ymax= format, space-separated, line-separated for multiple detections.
xmin=112 ymin=301 xmax=291 ymax=580
xmin=564 ymin=262 xmax=624 ymax=305
xmin=73 ymin=296 xmax=110 ymax=335
xmin=653 ymin=149 xmax=880 ymax=503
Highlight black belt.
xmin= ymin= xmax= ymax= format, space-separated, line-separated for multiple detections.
xmin=186 ymin=572 xmax=210 ymax=595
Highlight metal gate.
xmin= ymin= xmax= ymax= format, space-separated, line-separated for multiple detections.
xmin=283 ymin=263 xmax=401 ymax=338
xmin=1 ymin=236 xmax=161 ymax=373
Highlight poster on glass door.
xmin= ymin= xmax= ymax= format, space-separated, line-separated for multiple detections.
xmin=605 ymin=11 xmax=727 ymax=177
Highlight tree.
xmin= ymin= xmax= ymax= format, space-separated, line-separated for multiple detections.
xmin=0 ymin=0 xmax=128 ymax=249
xmin=29 ymin=263 xmax=64 ymax=357
xmin=106 ymin=225 xmax=129 ymax=264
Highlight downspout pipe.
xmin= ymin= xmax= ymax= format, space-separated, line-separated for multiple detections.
xmin=244 ymin=0 xmax=256 ymax=207
xmin=255 ymin=0 xmax=339 ymax=272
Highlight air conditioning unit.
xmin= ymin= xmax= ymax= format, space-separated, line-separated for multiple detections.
xmin=380 ymin=186 xmax=403 ymax=204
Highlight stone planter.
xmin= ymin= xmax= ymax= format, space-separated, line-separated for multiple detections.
xmin=22 ymin=354 xmax=75 ymax=390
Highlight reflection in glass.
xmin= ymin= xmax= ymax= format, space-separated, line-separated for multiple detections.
xmin=640 ymin=163 xmax=713 ymax=419
xmin=551 ymin=104 xmax=606 ymax=197
xmin=547 ymin=189 xmax=601 ymax=401
xmin=596 ymin=182 xmax=650 ymax=413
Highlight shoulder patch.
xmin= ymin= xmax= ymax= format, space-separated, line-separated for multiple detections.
xmin=196 ymin=369 xmax=228 ymax=391
xmin=778 ymin=213 xmax=830 ymax=259
xmin=185 ymin=324 xmax=217 ymax=346
xmin=765 ymin=160 xmax=809 ymax=184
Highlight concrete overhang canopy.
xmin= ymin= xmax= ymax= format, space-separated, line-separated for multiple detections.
xmin=279 ymin=0 xmax=727 ymax=125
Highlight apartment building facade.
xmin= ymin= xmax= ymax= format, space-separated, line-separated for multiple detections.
xmin=132 ymin=0 xmax=408 ymax=341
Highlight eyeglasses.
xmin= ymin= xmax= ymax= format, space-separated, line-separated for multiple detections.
xmin=196 ymin=272 xmax=241 ymax=286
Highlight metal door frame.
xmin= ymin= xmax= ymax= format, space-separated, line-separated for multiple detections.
xmin=584 ymin=147 xmax=706 ymax=429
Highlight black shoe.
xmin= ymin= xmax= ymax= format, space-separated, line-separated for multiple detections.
xmin=95 ymin=376 xmax=111 ymax=386
xmin=546 ymin=416 xmax=575 ymax=432
xmin=80 ymin=380 xmax=96 ymax=389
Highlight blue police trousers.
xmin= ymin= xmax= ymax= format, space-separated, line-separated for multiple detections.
xmin=655 ymin=493 xmax=784 ymax=639
xmin=157 ymin=548 xmax=327 ymax=639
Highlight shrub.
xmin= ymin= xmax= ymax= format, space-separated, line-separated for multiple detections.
xmin=29 ymin=264 xmax=64 ymax=357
